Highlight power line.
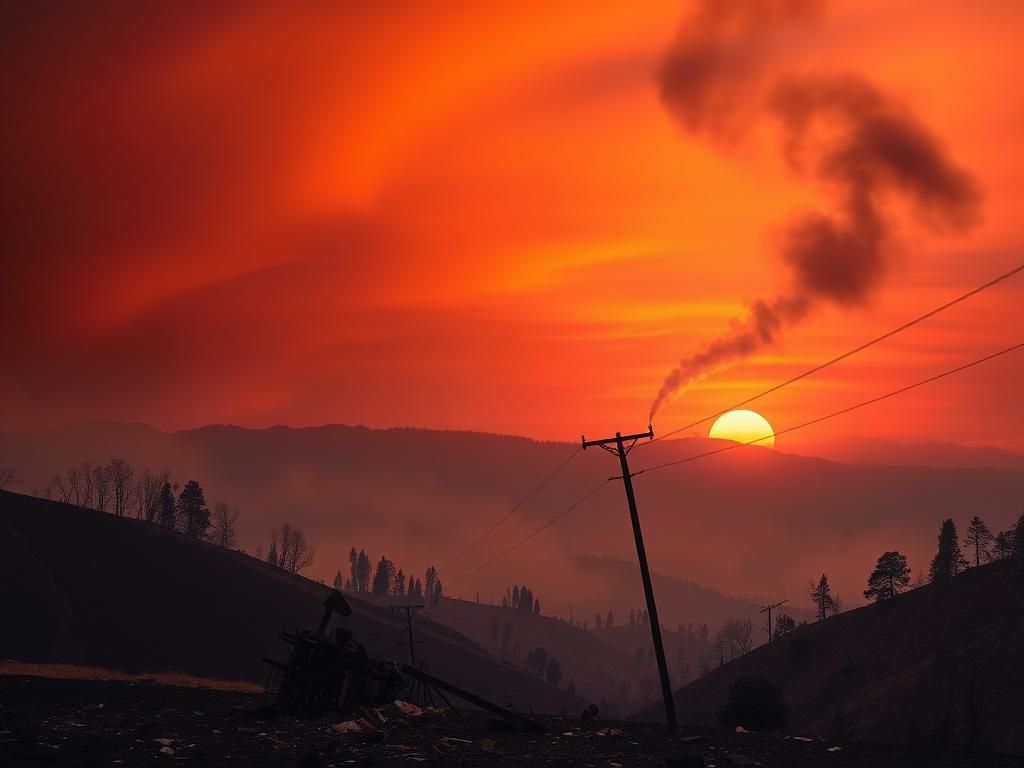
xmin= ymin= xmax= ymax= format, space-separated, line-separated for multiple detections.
xmin=445 ymin=478 xmax=612 ymax=589
xmin=443 ymin=341 xmax=1023 ymax=592
xmin=647 ymin=262 xmax=1024 ymax=445
xmin=438 ymin=445 xmax=581 ymax=575
xmin=638 ymin=341 xmax=1024 ymax=475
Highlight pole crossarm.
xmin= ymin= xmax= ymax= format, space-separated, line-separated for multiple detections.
xmin=582 ymin=427 xmax=653 ymax=450
xmin=760 ymin=599 xmax=788 ymax=643
xmin=759 ymin=599 xmax=788 ymax=614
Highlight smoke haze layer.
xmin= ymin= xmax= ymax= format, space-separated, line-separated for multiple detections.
xmin=650 ymin=0 xmax=979 ymax=422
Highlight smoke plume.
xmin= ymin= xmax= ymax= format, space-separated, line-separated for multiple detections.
xmin=649 ymin=0 xmax=979 ymax=422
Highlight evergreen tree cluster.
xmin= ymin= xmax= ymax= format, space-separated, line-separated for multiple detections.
xmin=928 ymin=514 xmax=1022 ymax=582
xmin=336 ymin=546 xmax=441 ymax=604
xmin=501 ymin=583 xmax=541 ymax=615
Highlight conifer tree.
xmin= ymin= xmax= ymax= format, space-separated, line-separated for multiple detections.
xmin=157 ymin=481 xmax=177 ymax=530
xmin=962 ymin=516 xmax=994 ymax=566
xmin=864 ymin=551 xmax=911 ymax=602
xmin=177 ymin=480 xmax=210 ymax=538
xmin=992 ymin=530 xmax=1013 ymax=559
xmin=929 ymin=519 xmax=968 ymax=580
xmin=372 ymin=556 xmax=395 ymax=596
xmin=809 ymin=574 xmax=834 ymax=621
xmin=1012 ymin=514 xmax=1024 ymax=554
xmin=355 ymin=550 xmax=372 ymax=591
xmin=772 ymin=614 xmax=796 ymax=639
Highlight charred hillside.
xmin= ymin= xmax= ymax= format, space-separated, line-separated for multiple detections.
xmin=0 ymin=490 xmax=578 ymax=714
xmin=638 ymin=554 xmax=1024 ymax=754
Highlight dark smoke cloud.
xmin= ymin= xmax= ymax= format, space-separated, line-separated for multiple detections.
xmin=649 ymin=0 xmax=979 ymax=422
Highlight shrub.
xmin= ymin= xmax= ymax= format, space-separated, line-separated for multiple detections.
xmin=717 ymin=677 xmax=789 ymax=731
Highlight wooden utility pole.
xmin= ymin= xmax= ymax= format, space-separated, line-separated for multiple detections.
xmin=582 ymin=426 xmax=677 ymax=733
xmin=760 ymin=599 xmax=788 ymax=643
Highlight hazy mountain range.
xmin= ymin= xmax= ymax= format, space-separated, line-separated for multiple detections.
xmin=2 ymin=422 xmax=1021 ymax=630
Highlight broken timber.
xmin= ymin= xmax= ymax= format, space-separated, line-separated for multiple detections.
xmin=401 ymin=664 xmax=546 ymax=732
xmin=264 ymin=588 xmax=546 ymax=732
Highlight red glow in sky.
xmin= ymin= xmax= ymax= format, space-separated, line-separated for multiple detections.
xmin=2 ymin=1 xmax=1022 ymax=447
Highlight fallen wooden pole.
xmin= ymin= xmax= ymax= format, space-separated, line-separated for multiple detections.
xmin=400 ymin=664 xmax=546 ymax=732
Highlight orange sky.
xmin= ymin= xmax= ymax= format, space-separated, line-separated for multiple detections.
xmin=2 ymin=0 xmax=1022 ymax=448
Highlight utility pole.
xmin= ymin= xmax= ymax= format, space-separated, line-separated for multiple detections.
xmin=760 ymin=599 xmax=788 ymax=644
xmin=391 ymin=604 xmax=425 ymax=666
xmin=582 ymin=426 xmax=677 ymax=733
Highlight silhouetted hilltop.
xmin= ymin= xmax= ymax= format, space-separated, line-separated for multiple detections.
xmin=3 ymin=421 xmax=1022 ymax=615
xmin=0 ymin=490 xmax=579 ymax=713
xmin=637 ymin=555 xmax=1024 ymax=754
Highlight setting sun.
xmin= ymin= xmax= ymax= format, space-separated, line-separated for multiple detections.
xmin=708 ymin=410 xmax=776 ymax=448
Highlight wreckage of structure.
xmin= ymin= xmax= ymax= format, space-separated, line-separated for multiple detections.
xmin=264 ymin=590 xmax=404 ymax=715
xmin=264 ymin=589 xmax=544 ymax=731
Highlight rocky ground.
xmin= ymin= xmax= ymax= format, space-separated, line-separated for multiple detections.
xmin=1 ymin=674 xmax=1021 ymax=767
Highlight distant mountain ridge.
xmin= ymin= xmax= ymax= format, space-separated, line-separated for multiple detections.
xmin=788 ymin=435 xmax=1024 ymax=471
xmin=2 ymin=421 xmax=1021 ymax=625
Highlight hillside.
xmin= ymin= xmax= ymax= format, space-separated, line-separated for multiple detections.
xmin=574 ymin=555 xmax=815 ymax=630
xmin=637 ymin=555 xmax=1024 ymax=754
xmin=3 ymin=421 xmax=1023 ymax=620
xmin=0 ymin=490 xmax=579 ymax=714
xmin=407 ymin=595 xmax=713 ymax=718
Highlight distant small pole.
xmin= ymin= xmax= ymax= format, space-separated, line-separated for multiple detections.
xmin=391 ymin=604 xmax=425 ymax=666
xmin=760 ymin=599 xmax=788 ymax=643
xmin=582 ymin=426 xmax=677 ymax=733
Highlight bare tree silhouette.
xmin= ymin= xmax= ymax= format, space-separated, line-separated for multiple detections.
xmin=0 ymin=466 xmax=16 ymax=490
xmin=92 ymin=463 xmax=112 ymax=513
xmin=109 ymin=458 xmax=134 ymax=518
xmin=210 ymin=502 xmax=240 ymax=548
xmin=270 ymin=522 xmax=315 ymax=574
xmin=135 ymin=469 xmax=168 ymax=523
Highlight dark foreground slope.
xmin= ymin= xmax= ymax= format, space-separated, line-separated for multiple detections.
xmin=0 ymin=491 xmax=577 ymax=713
xmin=639 ymin=555 xmax=1024 ymax=754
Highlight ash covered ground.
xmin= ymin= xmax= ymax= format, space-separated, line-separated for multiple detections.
xmin=2 ymin=675 xmax=1021 ymax=767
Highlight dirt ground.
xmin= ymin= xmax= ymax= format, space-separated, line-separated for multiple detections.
xmin=1 ymin=674 xmax=1021 ymax=767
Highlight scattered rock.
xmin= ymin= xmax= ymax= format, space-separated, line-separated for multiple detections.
xmin=480 ymin=738 xmax=496 ymax=752
xmin=827 ymin=746 xmax=842 ymax=752
xmin=158 ymin=746 xmax=175 ymax=755
xmin=392 ymin=700 xmax=424 ymax=717
xmin=332 ymin=721 xmax=364 ymax=734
